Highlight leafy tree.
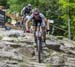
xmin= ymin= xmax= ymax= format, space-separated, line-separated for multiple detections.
xmin=0 ymin=0 xmax=8 ymax=8
xmin=59 ymin=0 xmax=75 ymax=40
xmin=4 ymin=0 xmax=75 ymax=40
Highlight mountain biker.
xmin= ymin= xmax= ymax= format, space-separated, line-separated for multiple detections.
xmin=26 ymin=8 xmax=47 ymax=45
xmin=21 ymin=4 xmax=32 ymax=17
xmin=21 ymin=4 xmax=32 ymax=32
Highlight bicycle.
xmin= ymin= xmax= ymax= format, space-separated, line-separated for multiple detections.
xmin=35 ymin=22 xmax=43 ymax=63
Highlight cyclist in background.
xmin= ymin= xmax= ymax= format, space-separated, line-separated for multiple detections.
xmin=21 ymin=4 xmax=32 ymax=17
xmin=21 ymin=4 xmax=32 ymax=32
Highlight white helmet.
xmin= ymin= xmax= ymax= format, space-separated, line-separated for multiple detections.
xmin=28 ymin=4 xmax=32 ymax=7
xmin=32 ymin=8 xmax=40 ymax=15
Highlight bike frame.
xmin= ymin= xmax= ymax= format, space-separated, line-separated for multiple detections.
xmin=35 ymin=23 xmax=42 ymax=63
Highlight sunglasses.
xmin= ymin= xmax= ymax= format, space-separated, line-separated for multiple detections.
xmin=34 ymin=14 xmax=39 ymax=15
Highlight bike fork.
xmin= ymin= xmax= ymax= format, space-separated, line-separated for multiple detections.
xmin=37 ymin=37 xmax=42 ymax=63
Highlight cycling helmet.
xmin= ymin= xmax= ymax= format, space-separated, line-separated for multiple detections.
xmin=32 ymin=8 xmax=40 ymax=15
xmin=28 ymin=4 xmax=32 ymax=7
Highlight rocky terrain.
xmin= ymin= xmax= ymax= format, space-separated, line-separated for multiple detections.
xmin=0 ymin=28 xmax=75 ymax=67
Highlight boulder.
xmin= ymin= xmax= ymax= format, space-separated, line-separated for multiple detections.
xmin=46 ymin=40 xmax=60 ymax=51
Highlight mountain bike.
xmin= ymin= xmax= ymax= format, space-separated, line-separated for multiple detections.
xmin=35 ymin=22 xmax=43 ymax=63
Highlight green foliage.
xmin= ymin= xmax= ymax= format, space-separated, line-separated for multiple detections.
xmin=0 ymin=0 xmax=7 ymax=5
xmin=0 ymin=36 xmax=3 ymax=40
xmin=2 ymin=0 xmax=75 ymax=40
xmin=59 ymin=0 xmax=75 ymax=40
xmin=47 ymin=64 xmax=52 ymax=67
xmin=0 ymin=0 xmax=9 ymax=8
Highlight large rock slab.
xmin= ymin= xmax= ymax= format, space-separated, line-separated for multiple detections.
xmin=0 ymin=29 xmax=24 ymax=37
xmin=46 ymin=40 xmax=60 ymax=51
xmin=0 ymin=51 xmax=23 ymax=61
xmin=3 ymin=41 xmax=22 ymax=48
xmin=2 ymin=37 xmax=18 ymax=42
xmin=0 ymin=62 xmax=7 ymax=67
xmin=0 ymin=41 xmax=6 ymax=49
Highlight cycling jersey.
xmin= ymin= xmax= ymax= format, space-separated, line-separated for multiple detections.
xmin=28 ymin=13 xmax=46 ymax=27
xmin=21 ymin=6 xmax=31 ymax=16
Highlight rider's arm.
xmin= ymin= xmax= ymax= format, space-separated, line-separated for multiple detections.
xmin=40 ymin=13 xmax=48 ymax=26
xmin=45 ymin=18 xmax=50 ymax=30
xmin=45 ymin=18 xmax=48 ymax=26
xmin=21 ymin=7 xmax=25 ymax=16
xmin=26 ymin=19 xmax=30 ymax=30
xmin=26 ymin=14 xmax=33 ymax=30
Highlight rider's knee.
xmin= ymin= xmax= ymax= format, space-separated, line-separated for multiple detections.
xmin=33 ymin=26 xmax=37 ymax=31
xmin=42 ymin=27 xmax=46 ymax=33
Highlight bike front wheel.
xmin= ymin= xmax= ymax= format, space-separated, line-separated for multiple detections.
xmin=37 ymin=38 xmax=42 ymax=63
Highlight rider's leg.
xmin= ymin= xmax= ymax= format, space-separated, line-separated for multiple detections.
xmin=41 ymin=26 xmax=46 ymax=43
xmin=22 ymin=15 xmax=26 ymax=32
xmin=41 ymin=20 xmax=46 ymax=44
xmin=33 ymin=26 xmax=37 ymax=43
